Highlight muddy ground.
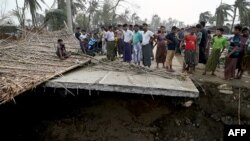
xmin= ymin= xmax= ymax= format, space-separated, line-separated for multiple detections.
xmin=0 ymin=82 xmax=249 ymax=141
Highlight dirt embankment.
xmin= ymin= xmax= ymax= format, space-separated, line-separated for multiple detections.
xmin=0 ymin=82 xmax=249 ymax=141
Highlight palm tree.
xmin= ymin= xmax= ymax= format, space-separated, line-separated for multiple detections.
xmin=24 ymin=0 xmax=45 ymax=27
xmin=118 ymin=10 xmax=130 ymax=23
xmin=215 ymin=3 xmax=233 ymax=26
xmin=87 ymin=0 xmax=99 ymax=29
xmin=12 ymin=0 xmax=26 ymax=28
xmin=231 ymin=0 xmax=250 ymax=31
xmin=199 ymin=11 xmax=212 ymax=23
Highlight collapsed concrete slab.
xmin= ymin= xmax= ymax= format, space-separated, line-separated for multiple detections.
xmin=46 ymin=57 xmax=199 ymax=98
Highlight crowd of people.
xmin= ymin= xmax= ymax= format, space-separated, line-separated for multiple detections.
xmin=56 ymin=21 xmax=250 ymax=81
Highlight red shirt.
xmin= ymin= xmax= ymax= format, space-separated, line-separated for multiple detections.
xmin=185 ymin=34 xmax=197 ymax=50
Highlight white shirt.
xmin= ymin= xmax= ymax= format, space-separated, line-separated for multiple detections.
xmin=79 ymin=34 xmax=87 ymax=41
xmin=139 ymin=31 xmax=144 ymax=35
xmin=102 ymin=31 xmax=106 ymax=42
xmin=142 ymin=30 xmax=154 ymax=45
xmin=105 ymin=31 xmax=115 ymax=41
xmin=123 ymin=30 xmax=133 ymax=43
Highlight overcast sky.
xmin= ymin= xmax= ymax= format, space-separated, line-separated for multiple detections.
xmin=2 ymin=0 xmax=235 ymax=24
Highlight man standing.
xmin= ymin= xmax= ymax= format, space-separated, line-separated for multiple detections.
xmin=177 ymin=28 xmax=185 ymax=54
xmin=132 ymin=24 xmax=143 ymax=65
xmin=123 ymin=24 xmax=133 ymax=63
xmin=166 ymin=26 xmax=178 ymax=72
xmin=141 ymin=23 xmax=155 ymax=68
xmin=225 ymin=25 xmax=242 ymax=80
xmin=105 ymin=26 xmax=115 ymax=61
xmin=116 ymin=24 xmax=124 ymax=57
xmin=199 ymin=21 xmax=208 ymax=64
xmin=236 ymin=27 xmax=249 ymax=79
xmin=101 ymin=26 xmax=107 ymax=54
xmin=195 ymin=24 xmax=202 ymax=65
xmin=182 ymin=26 xmax=197 ymax=73
xmin=75 ymin=27 xmax=81 ymax=41
xmin=203 ymin=28 xmax=227 ymax=76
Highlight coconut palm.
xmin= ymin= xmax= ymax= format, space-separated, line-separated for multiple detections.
xmin=87 ymin=0 xmax=99 ymax=29
xmin=117 ymin=10 xmax=130 ymax=23
xmin=215 ymin=3 xmax=233 ymax=27
xmin=231 ymin=0 xmax=250 ymax=30
xmin=12 ymin=0 xmax=26 ymax=28
xmin=208 ymin=16 xmax=216 ymax=25
xmin=24 ymin=0 xmax=46 ymax=27
xmin=199 ymin=11 xmax=212 ymax=23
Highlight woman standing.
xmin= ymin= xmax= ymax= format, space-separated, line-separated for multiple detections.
xmin=156 ymin=26 xmax=167 ymax=68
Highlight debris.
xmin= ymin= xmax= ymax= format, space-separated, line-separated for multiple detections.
xmin=183 ymin=100 xmax=193 ymax=107
xmin=0 ymin=28 xmax=89 ymax=104
xmin=219 ymin=90 xmax=233 ymax=95
xmin=218 ymin=84 xmax=233 ymax=95
xmin=217 ymin=84 xmax=232 ymax=90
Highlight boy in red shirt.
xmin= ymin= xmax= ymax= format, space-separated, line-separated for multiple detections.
xmin=182 ymin=26 xmax=197 ymax=74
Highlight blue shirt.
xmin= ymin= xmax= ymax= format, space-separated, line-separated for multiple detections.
xmin=166 ymin=32 xmax=177 ymax=50
xmin=229 ymin=35 xmax=241 ymax=58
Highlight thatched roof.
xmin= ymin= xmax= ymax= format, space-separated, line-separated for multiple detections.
xmin=0 ymin=29 xmax=90 ymax=104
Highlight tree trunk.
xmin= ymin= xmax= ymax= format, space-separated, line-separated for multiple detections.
xmin=230 ymin=7 xmax=237 ymax=34
xmin=88 ymin=14 xmax=91 ymax=31
xmin=66 ymin=0 xmax=73 ymax=32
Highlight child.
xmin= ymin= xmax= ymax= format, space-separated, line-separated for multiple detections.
xmin=224 ymin=25 xmax=242 ymax=80
xmin=182 ymin=26 xmax=197 ymax=74
xmin=166 ymin=26 xmax=178 ymax=72
xmin=56 ymin=39 xmax=70 ymax=60
xmin=203 ymin=28 xmax=227 ymax=76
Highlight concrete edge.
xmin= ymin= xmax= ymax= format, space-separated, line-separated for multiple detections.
xmin=45 ymin=81 xmax=200 ymax=98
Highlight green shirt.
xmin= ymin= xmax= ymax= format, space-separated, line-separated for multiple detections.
xmin=133 ymin=31 xmax=142 ymax=44
xmin=212 ymin=36 xmax=227 ymax=49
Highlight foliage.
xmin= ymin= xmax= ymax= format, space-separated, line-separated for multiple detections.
xmin=24 ymin=0 xmax=45 ymax=27
xmin=75 ymin=13 xmax=89 ymax=30
xmin=12 ymin=0 xmax=26 ymax=28
xmin=44 ymin=9 xmax=67 ymax=31
xmin=215 ymin=3 xmax=233 ymax=26
xmin=199 ymin=11 xmax=212 ymax=23
xmin=229 ymin=0 xmax=250 ymax=32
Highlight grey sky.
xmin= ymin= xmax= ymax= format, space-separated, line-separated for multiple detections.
xmin=2 ymin=0 xmax=235 ymax=24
